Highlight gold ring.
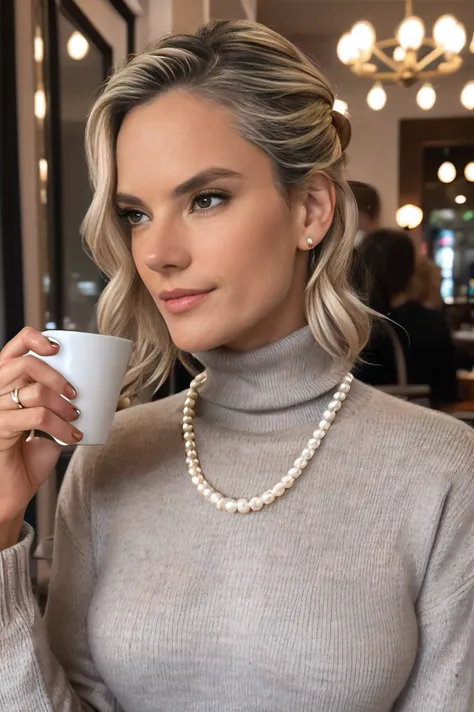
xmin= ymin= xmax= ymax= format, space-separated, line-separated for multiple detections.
xmin=10 ymin=388 xmax=25 ymax=409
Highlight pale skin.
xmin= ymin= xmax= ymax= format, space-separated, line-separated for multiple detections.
xmin=0 ymin=89 xmax=335 ymax=548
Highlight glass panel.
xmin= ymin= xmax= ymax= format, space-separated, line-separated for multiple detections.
xmin=56 ymin=12 xmax=107 ymax=331
xmin=422 ymin=145 xmax=474 ymax=308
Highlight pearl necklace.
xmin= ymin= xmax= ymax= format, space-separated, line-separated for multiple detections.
xmin=182 ymin=371 xmax=353 ymax=514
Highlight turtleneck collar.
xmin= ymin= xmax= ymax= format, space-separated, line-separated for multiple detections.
xmin=193 ymin=326 xmax=354 ymax=433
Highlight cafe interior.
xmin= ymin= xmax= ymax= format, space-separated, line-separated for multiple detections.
xmin=1 ymin=0 xmax=474 ymax=595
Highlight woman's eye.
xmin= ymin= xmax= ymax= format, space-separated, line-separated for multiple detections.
xmin=192 ymin=193 xmax=228 ymax=213
xmin=119 ymin=210 xmax=149 ymax=227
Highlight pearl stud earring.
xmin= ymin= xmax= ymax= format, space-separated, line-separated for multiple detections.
xmin=307 ymin=237 xmax=314 ymax=248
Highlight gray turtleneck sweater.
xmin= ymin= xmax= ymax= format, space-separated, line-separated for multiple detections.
xmin=1 ymin=328 xmax=474 ymax=711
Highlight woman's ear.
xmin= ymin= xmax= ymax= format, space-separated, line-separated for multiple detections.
xmin=297 ymin=173 xmax=336 ymax=252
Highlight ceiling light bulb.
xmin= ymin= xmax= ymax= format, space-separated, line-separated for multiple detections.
xmin=433 ymin=15 xmax=458 ymax=48
xmin=337 ymin=32 xmax=360 ymax=65
xmin=39 ymin=158 xmax=48 ymax=182
xmin=443 ymin=22 xmax=466 ymax=54
xmin=438 ymin=161 xmax=456 ymax=183
xmin=455 ymin=195 xmax=467 ymax=205
xmin=67 ymin=31 xmax=89 ymax=60
xmin=396 ymin=204 xmax=423 ymax=230
xmin=367 ymin=82 xmax=387 ymax=111
xmin=34 ymin=89 xmax=46 ymax=119
xmin=416 ymin=82 xmax=436 ymax=110
xmin=350 ymin=21 xmax=376 ymax=54
xmin=397 ymin=16 xmax=425 ymax=50
xmin=461 ymin=81 xmax=474 ymax=110
xmin=333 ymin=99 xmax=349 ymax=116
xmin=34 ymin=35 xmax=43 ymax=63
xmin=393 ymin=46 xmax=406 ymax=62
xmin=465 ymin=162 xmax=474 ymax=182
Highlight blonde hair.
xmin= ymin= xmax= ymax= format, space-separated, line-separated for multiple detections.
xmin=83 ymin=19 xmax=371 ymax=399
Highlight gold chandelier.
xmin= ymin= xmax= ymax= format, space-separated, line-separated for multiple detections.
xmin=336 ymin=0 xmax=474 ymax=112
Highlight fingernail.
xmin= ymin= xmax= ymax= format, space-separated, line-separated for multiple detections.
xmin=72 ymin=428 xmax=83 ymax=442
xmin=48 ymin=338 xmax=60 ymax=351
xmin=65 ymin=383 xmax=77 ymax=398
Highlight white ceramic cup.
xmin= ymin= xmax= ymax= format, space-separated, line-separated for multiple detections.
xmin=30 ymin=330 xmax=133 ymax=445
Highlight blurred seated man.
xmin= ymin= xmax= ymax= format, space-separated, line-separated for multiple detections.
xmin=348 ymin=180 xmax=381 ymax=246
xmin=355 ymin=228 xmax=459 ymax=409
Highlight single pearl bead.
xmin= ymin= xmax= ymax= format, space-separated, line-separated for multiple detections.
xmin=183 ymin=407 xmax=195 ymax=417
xmin=281 ymin=475 xmax=295 ymax=489
xmin=249 ymin=496 xmax=264 ymax=511
xmin=203 ymin=488 xmax=213 ymax=501
xmin=294 ymin=457 xmax=308 ymax=469
xmin=191 ymin=475 xmax=203 ymax=486
xmin=319 ymin=420 xmax=330 ymax=431
xmin=210 ymin=492 xmax=221 ymax=504
xmin=340 ymin=382 xmax=350 ymax=393
xmin=308 ymin=438 xmax=321 ymax=450
xmin=345 ymin=374 xmax=354 ymax=383
xmin=237 ymin=498 xmax=251 ymax=514
xmin=334 ymin=391 xmax=346 ymax=402
xmin=261 ymin=490 xmax=276 ymax=505
xmin=224 ymin=499 xmax=238 ymax=514
xmin=185 ymin=439 xmax=196 ymax=450
xmin=328 ymin=400 xmax=342 ymax=412
xmin=184 ymin=432 xmax=195 ymax=441
xmin=288 ymin=467 xmax=302 ymax=479
xmin=197 ymin=482 xmax=208 ymax=493
xmin=186 ymin=449 xmax=197 ymax=459
xmin=216 ymin=496 xmax=226 ymax=510
xmin=301 ymin=448 xmax=314 ymax=461
xmin=272 ymin=482 xmax=285 ymax=497
xmin=323 ymin=410 xmax=336 ymax=422
xmin=189 ymin=467 xmax=202 ymax=477
xmin=184 ymin=397 xmax=196 ymax=407
xmin=182 ymin=422 xmax=193 ymax=432
xmin=183 ymin=415 xmax=193 ymax=424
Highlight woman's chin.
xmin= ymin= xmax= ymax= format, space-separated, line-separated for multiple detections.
xmin=168 ymin=324 xmax=228 ymax=355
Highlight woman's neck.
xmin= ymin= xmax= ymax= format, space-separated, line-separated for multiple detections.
xmin=192 ymin=326 xmax=353 ymax=433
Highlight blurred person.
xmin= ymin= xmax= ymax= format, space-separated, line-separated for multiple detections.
xmin=407 ymin=255 xmax=443 ymax=310
xmin=356 ymin=228 xmax=458 ymax=407
xmin=349 ymin=180 xmax=381 ymax=246
xmin=0 ymin=20 xmax=473 ymax=712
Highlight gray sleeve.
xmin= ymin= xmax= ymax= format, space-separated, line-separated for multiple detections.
xmin=393 ymin=434 xmax=474 ymax=710
xmin=0 ymin=447 xmax=119 ymax=711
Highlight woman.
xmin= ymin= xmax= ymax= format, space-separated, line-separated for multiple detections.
xmin=0 ymin=20 xmax=473 ymax=712
xmin=356 ymin=228 xmax=459 ymax=408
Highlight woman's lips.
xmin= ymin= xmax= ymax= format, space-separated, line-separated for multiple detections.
xmin=161 ymin=291 xmax=213 ymax=314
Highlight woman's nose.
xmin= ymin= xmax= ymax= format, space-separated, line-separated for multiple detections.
xmin=142 ymin=222 xmax=192 ymax=274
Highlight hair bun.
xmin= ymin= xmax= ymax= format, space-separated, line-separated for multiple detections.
xmin=331 ymin=110 xmax=351 ymax=151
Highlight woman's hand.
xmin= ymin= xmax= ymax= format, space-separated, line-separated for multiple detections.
xmin=0 ymin=327 xmax=83 ymax=541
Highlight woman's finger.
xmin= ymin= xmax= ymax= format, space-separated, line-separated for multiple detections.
xmin=0 ymin=407 xmax=83 ymax=447
xmin=0 ymin=326 xmax=59 ymax=363
xmin=0 ymin=355 xmax=76 ymax=400
xmin=0 ymin=374 xmax=32 ymax=398
xmin=0 ymin=382 xmax=80 ymax=422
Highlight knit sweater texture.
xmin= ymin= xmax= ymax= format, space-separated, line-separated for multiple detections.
xmin=1 ymin=326 xmax=474 ymax=711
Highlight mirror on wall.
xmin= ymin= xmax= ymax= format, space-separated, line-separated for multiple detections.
xmin=423 ymin=145 xmax=474 ymax=306
xmin=54 ymin=9 xmax=111 ymax=332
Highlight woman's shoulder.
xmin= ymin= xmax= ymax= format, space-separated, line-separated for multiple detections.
xmin=69 ymin=392 xmax=185 ymax=475
xmin=355 ymin=381 xmax=473 ymax=471
xmin=112 ymin=391 xmax=185 ymax=437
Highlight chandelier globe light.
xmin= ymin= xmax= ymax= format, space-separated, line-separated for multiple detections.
xmin=337 ymin=0 xmax=470 ymax=111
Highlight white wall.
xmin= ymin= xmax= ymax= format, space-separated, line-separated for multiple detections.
xmin=293 ymin=34 xmax=474 ymax=227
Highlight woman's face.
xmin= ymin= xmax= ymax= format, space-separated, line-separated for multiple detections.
xmin=116 ymin=90 xmax=333 ymax=353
